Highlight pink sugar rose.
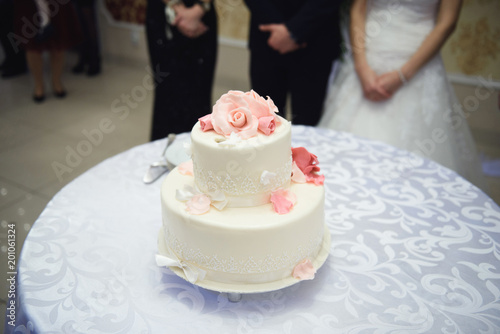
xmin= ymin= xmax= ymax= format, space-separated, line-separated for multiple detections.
xmin=291 ymin=147 xmax=325 ymax=185
xmin=212 ymin=92 xmax=258 ymax=139
xmin=258 ymin=116 xmax=276 ymax=135
xmin=199 ymin=114 xmax=213 ymax=132
xmin=270 ymin=188 xmax=297 ymax=214
xmin=292 ymin=259 xmax=316 ymax=280
xmin=211 ymin=90 xmax=280 ymax=138
xmin=243 ymin=90 xmax=280 ymax=120
xmin=186 ymin=194 xmax=211 ymax=215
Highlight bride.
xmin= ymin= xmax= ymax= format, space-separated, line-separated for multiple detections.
xmin=319 ymin=0 xmax=486 ymax=189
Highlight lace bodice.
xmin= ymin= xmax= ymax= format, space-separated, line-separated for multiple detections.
xmin=365 ymin=0 xmax=440 ymax=69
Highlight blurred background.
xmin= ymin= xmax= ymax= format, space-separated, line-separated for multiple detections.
xmin=1 ymin=0 xmax=499 ymax=327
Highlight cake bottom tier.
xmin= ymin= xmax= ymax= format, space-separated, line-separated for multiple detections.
xmin=158 ymin=169 xmax=330 ymax=293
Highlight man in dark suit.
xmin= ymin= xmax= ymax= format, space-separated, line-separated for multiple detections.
xmin=243 ymin=0 xmax=341 ymax=126
xmin=146 ymin=0 xmax=217 ymax=141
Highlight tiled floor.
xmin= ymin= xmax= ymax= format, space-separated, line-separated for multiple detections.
xmin=0 ymin=47 xmax=499 ymax=330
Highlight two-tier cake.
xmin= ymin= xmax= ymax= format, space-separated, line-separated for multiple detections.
xmin=156 ymin=90 xmax=330 ymax=293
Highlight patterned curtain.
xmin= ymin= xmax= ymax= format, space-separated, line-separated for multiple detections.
xmin=442 ymin=0 xmax=500 ymax=81
xmin=103 ymin=0 xmax=147 ymax=25
xmin=101 ymin=0 xmax=250 ymax=41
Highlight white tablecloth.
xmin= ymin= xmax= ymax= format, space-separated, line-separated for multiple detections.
xmin=6 ymin=126 xmax=500 ymax=333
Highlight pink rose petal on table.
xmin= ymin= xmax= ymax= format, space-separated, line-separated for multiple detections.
xmin=178 ymin=160 xmax=193 ymax=176
xmin=186 ymin=194 xmax=211 ymax=215
xmin=199 ymin=114 xmax=213 ymax=131
xmin=292 ymin=259 xmax=316 ymax=280
xmin=270 ymin=188 xmax=297 ymax=214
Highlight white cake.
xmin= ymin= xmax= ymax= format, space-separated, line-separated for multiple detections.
xmin=157 ymin=90 xmax=330 ymax=293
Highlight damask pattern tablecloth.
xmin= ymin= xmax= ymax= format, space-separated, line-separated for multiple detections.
xmin=5 ymin=126 xmax=500 ymax=333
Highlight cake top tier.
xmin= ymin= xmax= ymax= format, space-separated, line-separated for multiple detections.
xmin=191 ymin=90 xmax=292 ymax=208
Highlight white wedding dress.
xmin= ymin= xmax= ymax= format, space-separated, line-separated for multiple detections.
xmin=319 ymin=0 xmax=485 ymax=189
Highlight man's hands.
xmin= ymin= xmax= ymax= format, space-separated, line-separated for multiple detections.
xmin=259 ymin=24 xmax=306 ymax=54
xmin=164 ymin=0 xmax=208 ymax=38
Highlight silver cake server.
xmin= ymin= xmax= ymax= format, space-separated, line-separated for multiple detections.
xmin=143 ymin=133 xmax=176 ymax=184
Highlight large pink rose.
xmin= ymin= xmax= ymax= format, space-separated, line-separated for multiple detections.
xmin=243 ymin=90 xmax=280 ymax=120
xmin=212 ymin=91 xmax=258 ymax=139
xmin=211 ymin=90 xmax=280 ymax=138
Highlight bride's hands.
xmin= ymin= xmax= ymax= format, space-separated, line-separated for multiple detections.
xmin=376 ymin=71 xmax=404 ymax=97
xmin=357 ymin=66 xmax=391 ymax=102
xmin=357 ymin=66 xmax=406 ymax=102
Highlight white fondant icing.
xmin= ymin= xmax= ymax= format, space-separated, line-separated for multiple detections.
xmin=190 ymin=116 xmax=292 ymax=208
xmin=160 ymin=169 xmax=326 ymax=284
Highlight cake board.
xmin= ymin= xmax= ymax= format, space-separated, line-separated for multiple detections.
xmin=157 ymin=225 xmax=331 ymax=299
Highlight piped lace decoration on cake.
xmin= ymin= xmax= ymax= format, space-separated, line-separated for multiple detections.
xmin=166 ymin=229 xmax=324 ymax=274
xmin=260 ymin=170 xmax=277 ymax=186
xmin=193 ymin=157 xmax=292 ymax=196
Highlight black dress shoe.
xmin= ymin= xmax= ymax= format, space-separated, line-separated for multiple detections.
xmin=54 ymin=90 xmax=67 ymax=98
xmin=33 ymin=94 xmax=45 ymax=103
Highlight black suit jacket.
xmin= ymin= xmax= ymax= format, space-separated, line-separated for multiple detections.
xmin=244 ymin=0 xmax=341 ymax=56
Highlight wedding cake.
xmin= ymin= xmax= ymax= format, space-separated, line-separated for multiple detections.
xmin=156 ymin=90 xmax=330 ymax=293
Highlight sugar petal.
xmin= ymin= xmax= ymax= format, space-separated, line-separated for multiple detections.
xmin=292 ymin=259 xmax=316 ymax=280
xmin=178 ymin=160 xmax=194 ymax=176
xmin=291 ymin=161 xmax=306 ymax=183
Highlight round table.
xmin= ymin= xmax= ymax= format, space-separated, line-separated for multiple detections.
xmin=6 ymin=126 xmax=500 ymax=333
